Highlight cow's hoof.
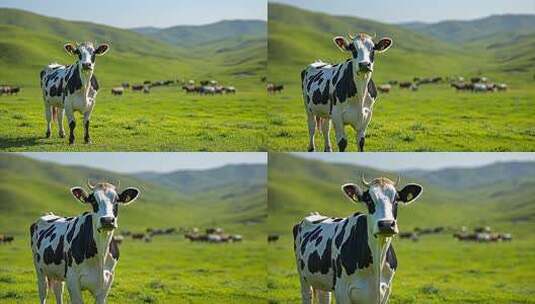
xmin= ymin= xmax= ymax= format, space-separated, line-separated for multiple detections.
xmin=69 ymin=138 xmax=75 ymax=145
xmin=338 ymin=138 xmax=347 ymax=152
xmin=324 ymin=147 xmax=333 ymax=152
xmin=84 ymin=138 xmax=92 ymax=144
xmin=59 ymin=131 xmax=65 ymax=138
xmin=45 ymin=131 xmax=51 ymax=138
xmin=307 ymin=147 xmax=315 ymax=152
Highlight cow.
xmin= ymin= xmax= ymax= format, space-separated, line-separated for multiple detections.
xmin=30 ymin=181 xmax=140 ymax=304
xmin=121 ymin=83 xmax=129 ymax=89
xmin=293 ymin=175 xmax=423 ymax=304
xmin=131 ymin=84 xmax=144 ymax=91
xmin=111 ymin=87 xmax=124 ymax=96
xmin=377 ymin=84 xmax=391 ymax=93
xmin=268 ymin=234 xmax=280 ymax=243
xmin=225 ymin=86 xmax=236 ymax=94
xmin=301 ymin=33 xmax=392 ymax=152
xmin=399 ymin=82 xmax=412 ymax=89
xmin=40 ymin=42 xmax=109 ymax=144
xmin=497 ymin=83 xmax=507 ymax=91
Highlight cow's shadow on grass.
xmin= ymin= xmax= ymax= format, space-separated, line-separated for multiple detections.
xmin=0 ymin=135 xmax=45 ymax=149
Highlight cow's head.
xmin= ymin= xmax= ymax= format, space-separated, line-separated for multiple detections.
xmin=333 ymin=33 xmax=392 ymax=74
xmin=71 ymin=181 xmax=140 ymax=232
xmin=341 ymin=175 xmax=422 ymax=237
xmin=64 ymin=42 xmax=109 ymax=72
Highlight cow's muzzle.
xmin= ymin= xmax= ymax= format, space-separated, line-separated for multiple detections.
xmin=358 ymin=62 xmax=372 ymax=73
xmin=99 ymin=217 xmax=117 ymax=231
xmin=377 ymin=220 xmax=397 ymax=236
xmin=81 ymin=63 xmax=93 ymax=71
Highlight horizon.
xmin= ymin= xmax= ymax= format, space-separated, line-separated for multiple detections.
xmin=295 ymin=153 xmax=535 ymax=172
xmin=271 ymin=0 xmax=535 ymax=24
xmin=0 ymin=0 xmax=267 ymax=29
xmin=20 ymin=153 xmax=267 ymax=174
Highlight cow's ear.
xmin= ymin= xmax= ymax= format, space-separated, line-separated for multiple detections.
xmin=398 ymin=184 xmax=423 ymax=204
xmin=341 ymin=183 xmax=364 ymax=203
xmin=374 ymin=37 xmax=393 ymax=53
xmin=118 ymin=187 xmax=140 ymax=205
xmin=64 ymin=43 xmax=77 ymax=56
xmin=333 ymin=36 xmax=351 ymax=52
xmin=95 ymin=43 xmax=109 ymax=56
xmin=71 ymin=187 xmax=89 ymax=203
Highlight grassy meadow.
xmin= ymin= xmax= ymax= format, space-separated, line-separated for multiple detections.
xmin=266 ymin=154 xmax=535 ymax=303
xmin=267 ymin=4 xmax=535 ymax=152
xmin=0 ymin=9 xmax=267 ymax=152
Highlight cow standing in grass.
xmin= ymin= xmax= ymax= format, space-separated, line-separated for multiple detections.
xmin=293 ymin=176 xmax=423 ymax=304
xmin=40 ymin=42 xmax=109 ymax=144
xmin=30 ymin=181 xmax=140 ymax=304
xmin=302 ymin=33 xmax=392 ymax=152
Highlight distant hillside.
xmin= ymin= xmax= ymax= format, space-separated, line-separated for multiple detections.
xmin=268 ymin=154 xmax=535 ymax=234
xmin=0 ymin=154 xmax=266 ymax=235
xmin=400 ymin=14 xmax=535 ymax=44
xmin=132 ymin=20 xmax=266 ymax=47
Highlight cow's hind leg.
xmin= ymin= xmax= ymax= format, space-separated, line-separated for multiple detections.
xmin=315 ymin=289 xmax=332 ymax=304
xmin=332 ymin=119 xmax=347 ymax=152
xmin=306 ymin=111 xmax=317 ymax=152
xmin=65 ymin=276 xmax=83 ymax=304
xmin=36 ymin=271 xmax=48 ymax=304
xmin=50 ymin=280 xmax=64 ymax=304
xmin=300 ymin=279 xmax=313 ymax=304
xmin=65 ymin=108 xmax=76 ymax=145
xmin=83 ymin=112 xmax=91 ymax=144
xmin=57 ymin=108 xmax=65 ymax=138
xmin=320 ymin=118 xmax=332 ymax=152
xmin=44 ymin=104 xmax=53 ymax=138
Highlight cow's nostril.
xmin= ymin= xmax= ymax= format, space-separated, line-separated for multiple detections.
xmin=100 ymin=217 xmax=114 ymax=226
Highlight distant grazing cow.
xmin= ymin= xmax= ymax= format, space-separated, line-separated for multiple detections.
xmin=231 ymin=235 xmax=243 ymax=242
xmin=293 ymin=175 xmax=423 ymax=303
xmin=40 ymin=42 xmax=110 ymax=144
xmin=121 ymin=83 xmax=129 ymax=89
xmin=302 ymin=33 xmax=392 ymax=152
xmin=111 ymin=87 xmax=124 ymax=96
xmin=143 ymin=85 xmax=151 ymax=94
xmin=132 ymin=84 xmax=143 ymax=91
xmin=200 ymin=86 xmax=216 ymax=95
xmin=30 ymin=181 xmax=140 ymax=304
xmin=497 ymin=83 xmax=508 ymax=91
xmin=387 ymin=80 xmax=398 ymax=85
xmin=378 ymin=84 xmax=392 ymax=93
xmin=132 ymin=233 xmax=145 ymax=240
xmin=268 ymin=234 xmax=280 ymax=243
xmin=1 ymin=235 xmax=14 ymax=244
xmin=225 ymin=86 xmax=236 ymax=94
xmin=399 ymin=82 xmax=412 ymax=89
xmin=473 ymin=83 xmax=487 ymax=92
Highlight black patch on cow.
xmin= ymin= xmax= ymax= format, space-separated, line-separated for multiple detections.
xmin=37 ymin=226 xmax=55 ymax=249
xmin=292 ymin=224 xmax=300 ymax=251
xmin=332 ymin=218 xmax=343 ymax=222
xmin=43 ymin=235 xmax=64 ymax=265
xmin=71 ymin=215 xmax=98 ymax=264
xmin=110 ymin=239 xmax=120 ymax=260
xmin=334 ymin=61 xmax=357 ymax=104
xmin=66 ymin=217 xmax=79 ymax=242
xmin=392 ymin=202 xmax=398 ymax=219
xmin=311 ymin=218 xmax=328 ymax=224
xmin=338 ymin=138 xmax=347 ymax=152
xmin=308 ymin=238 xmax=332 ymax=274
xmin=49 ymin=79 xmax=64 ymax=97
xmin=85 ymin=194 xmax=98 ymax=213
xmin=50 ymin=233 xmax=56 ymax=242
xmin=315 ymin=236 xmax=323 ymax=246
xmin=65 ymin=65 xmax=82 ymax=95
xmin=90 ymin=75 xmax=99 ymax=91
xmin=360 ymin=192 xmax=375 ymax=214
xmin=301 ymin=226 xmax=322 ymax=255
xmin=370 ymin=50 xmax=375 ymax=62
xmin=46 ymin=218 xmax=61 ymax=223
xmin=386 ymin=244 xmax=397 ymax=270
xmin=334 ymin=220 xmax=348 ymax=248
xmin=299 ymin=259 xmax=305 ymax=270
xmin=113 ymin=204 xmax=118 ymax=217
xmin=368 ymin=79 xmax=377 ymax=99
xmin=40 ymin=70 xmax=46 ymax=80
xmin=30 ymin=223 xmax=37 ymax=245
xmin=340 ymin=215 xmax=372 ymax=275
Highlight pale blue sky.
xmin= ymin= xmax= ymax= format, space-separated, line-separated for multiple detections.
xmin=0 ymin=0 xmax=266 ymax=28
xmin=296 ymin=153 xmax=535 ymax=171
xmin=22 ymin=153 xmax=267 ymax=173
xmin=272 ymin=0 xmax=535 ymax=23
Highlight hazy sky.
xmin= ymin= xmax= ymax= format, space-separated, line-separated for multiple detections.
xmin=272 ymin=0 xmax=535 ymax=23
xmin=0 ymin=0 xmax=266 ymax=28
xmin=297 ymin=153 xmax=535 ymax=171
xmin=22 ymin=153 xmax=266 ymax=173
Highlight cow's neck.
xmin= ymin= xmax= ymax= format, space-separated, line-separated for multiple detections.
xmin=351 ymin=59 xmax=370 ymax=106
xmin=367 ymin=215 xmax=391 ymax=302
xmin=92 ymin=216 xmax=114 ymax=291
xmin=76 ymin=63 xmax=93 ymax=98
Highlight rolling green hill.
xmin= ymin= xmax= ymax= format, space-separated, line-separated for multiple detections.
xmin=0 ymin=154 xmax=266 ymax=237
xmin=400 ymin=14 xmax=535 ymax=44
xmin=132 ymin=20 xmax=266 ymax=47
xmin=268 ymin=154 xmax=535 ymax=235
xmin=0 ymin=8 xmax=265 ymax=86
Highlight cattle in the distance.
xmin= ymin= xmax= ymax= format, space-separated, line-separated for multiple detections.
xmin=301 ymin=33 xmax=392 ymax=152
xmin=378 ymin=84 xmax=392 ymax=93
xmin=40 ymin=42 xmax=110 ymax=144
xmin=293 ymin=175 xmax=423 ymax=304
xmin=0 ymin=86 xmax=20 ymax=96
xmin=268 ymin=234 xmax=280 ymax=243
xmin=30 ymin=180 xmax=140 ymax=304
xmin=131 ymin=84 xmax=144 ymax=91
xmin=399 ymin=82 xmax=412 ymax=89
xmin=267 ymin=83 xmax=284 ymax=94
xmin=111 ymin=87 xmax=124 ymax=96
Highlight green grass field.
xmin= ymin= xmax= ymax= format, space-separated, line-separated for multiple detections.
xmin=267 ymin=4 xmax=535 ymax=152
xmin=0 ymin=85 xmax=266 ymax=151
xmin=266 ymin=153 xmax=535 ymax=303
xmin=0 ymin=236 xmax=267 ymax=303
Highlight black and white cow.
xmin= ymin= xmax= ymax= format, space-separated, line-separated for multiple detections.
xmin=301 ymin=33 xmax=392 ymax=152
xmin=40 ymin=42 xmax=109 ymax=144
xmin=293 ymin=176 xmax=422 ymax=304
xmin=30 ymin=181 xmax=139 ymax=304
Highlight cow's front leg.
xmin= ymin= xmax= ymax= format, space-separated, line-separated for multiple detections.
xmin=57 ymin=108 xmax=65 ymax=138
xmin=306 ymin=111 xmax=317 ymax=152
xmin=44 ymin=104 xmax=53 ymax=138
xmin=83 ymin=112 xmax=92 ymax=144
xmin=36 ymin=270 xmax=48 ymax=304
xmin=50 ymin=280 xmax=64 ymax=304
xmin=299 ymin=280 xmax=313 ymax=304
xmin=357 ymin=131 xmax=366 ymax=152
xmin=66 ymin=277 xmax=83 ymax=304
xmin=320 ymin=118 xmax=332 ymax=152
xmin=315 ymin=289 xmax=332 ymax=304
xmin=332 ymin=119 xmax=347 ymax=152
